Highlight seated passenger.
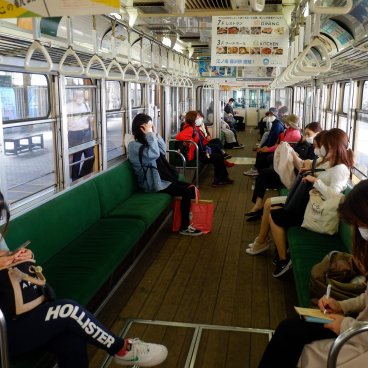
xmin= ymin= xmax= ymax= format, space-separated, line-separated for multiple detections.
xmin=245 ymin=113 xmax=301 ymax=176
xmin=128 ymin=113 xmax=202 ymax=236
xmin=277 ymin=105 xmax=289 ymax=118
xmin=245 ymin=122 xmax=322 ymax=222
xmin=0 ymin=192 xmax=168 ymax=368
xmin=224 ymin=98 xmax=245 ymax=131
xmin=269 ymin=129 xmax=354 ymax=277
xmin=245 ymin=130 xmax=327 ymax=255
xmin=221 ymin=118 xmax=245 ymax=149
xmin=258 ymin=179 xmax=368 ymax=368
xmin=176 ymin=111 xmax=234 ymax=187
xmin=244 ymin=108 xmax=284 ymax=176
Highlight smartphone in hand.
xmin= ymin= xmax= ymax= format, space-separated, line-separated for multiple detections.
xmin=9 ymin=240 xmax=31 ymax=255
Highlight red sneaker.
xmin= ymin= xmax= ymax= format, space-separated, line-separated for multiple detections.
xmin=224 ymin=160 xmax=235 ymax=167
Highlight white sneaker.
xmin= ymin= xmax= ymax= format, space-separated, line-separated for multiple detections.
xmin=179 ymin=224 xmax=203 ymax=236
xmin=246 ymin=242 xmax=269 ymax=255
xmin=243 ymin=168 xmax=259 ymax=176
xmin=248 ymin=234 xmax=273 ymax=249
xmin=114 ymin=338 xmax=168 ymax=367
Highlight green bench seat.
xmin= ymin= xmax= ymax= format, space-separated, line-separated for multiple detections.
xmin=287 ymin=222 xmax=352 ymax=307
xmin=4 ymin=160 xmax=171 ymax=367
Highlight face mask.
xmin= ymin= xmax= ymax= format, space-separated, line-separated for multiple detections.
xmin=320 ymin=146 xmax=327 ymax=157
xmin=314 ymin=148 xmax=321 ymax=157
xmin=305 ymin=136 xmax=314 ymax=144
xmin=195 ymin=118 xmax=203 ymax=126
xmin=358 ymin=227 xmax=368 ymax=241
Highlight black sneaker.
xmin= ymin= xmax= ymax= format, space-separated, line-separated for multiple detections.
xmin=272 ymin=250 xmax=280 ymax=266
xmin=272 ymin=257 xmax=292 ymax=278
xmin=179 ymin=224 xmax=203 ymax=236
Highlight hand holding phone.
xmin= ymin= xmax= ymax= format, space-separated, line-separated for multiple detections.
xmin=9 ymin=240 xmax=31 ymax=255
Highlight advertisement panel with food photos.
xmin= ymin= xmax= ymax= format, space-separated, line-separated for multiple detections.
xmin=211 ymin=15 xmax=289 ymax=67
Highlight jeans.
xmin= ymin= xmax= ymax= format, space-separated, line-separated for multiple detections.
xmin=68 ymin=129 xmax=95 ymax=181
xmin=7 ymin=299 xmax=124 ymax=368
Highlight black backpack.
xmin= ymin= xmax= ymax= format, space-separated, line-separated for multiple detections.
xmin=139 ymin=145 xmax=178 ymax=182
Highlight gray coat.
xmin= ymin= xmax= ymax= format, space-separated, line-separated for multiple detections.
xmin=128 ymin=132 xmax=171 ymax=192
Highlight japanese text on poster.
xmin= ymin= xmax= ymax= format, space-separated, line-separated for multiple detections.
xmin=211 ymin=15 xmax=289 ymax=67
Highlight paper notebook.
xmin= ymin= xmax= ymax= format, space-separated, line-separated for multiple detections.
xmin=294 ymin=307 xmax=334 ymax=324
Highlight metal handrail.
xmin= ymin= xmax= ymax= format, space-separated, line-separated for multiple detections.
xmin=0 ymin=308 xmax=9 ymax=368
xmin=327 ymin=322 xmax=368 ymax=368
xmin=166 ymin=150 xmax=186 ymax=177
xmin=169 ymin=139 xmax=199 ymax=187
xmin=250 ymin=0 xmax=265 ymax=12
xmin=310 ymin=0 xmax=353 ymax=15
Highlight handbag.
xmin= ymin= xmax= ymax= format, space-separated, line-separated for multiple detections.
xmin=0 ymin=256 xmax=53 ymax=318
xmin=309 ymin=251 xmax=367 ymax=305
xmin=172 ymin=186 xmax=214 ymax=233
xmin=283 ymin=158 xmax=323 ymax=216
xmin=273 ymin=142 xmax=296 ymax=189
xmin=302 ymin=189 xmax=343 ymax=235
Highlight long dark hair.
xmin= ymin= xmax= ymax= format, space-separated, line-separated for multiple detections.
xmin=338 ymin=180 xmax=368 ymax=271
xmin=0 ymin=191 xmax=10 ymax=241
xmin=321 ymin=128 xmax=355 ymax=168
xmin=131 ymin=113 xmax=152 ymax=146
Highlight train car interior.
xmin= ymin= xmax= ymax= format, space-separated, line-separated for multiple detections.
xmin=0 ymin=0 xmax=368 ymax=367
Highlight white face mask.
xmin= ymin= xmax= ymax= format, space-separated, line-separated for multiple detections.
xmin=314 ymin=148 xmax=321 ymax=157
xmin=358 ymin=227 xmax=368 ymax=241
xmin=319 ymin=146 xmax=327 ymax=157
xmin=195 ymin=118 xmax=203 ymax=126
xmin=305 ymin=136 xmax=314 ymax=144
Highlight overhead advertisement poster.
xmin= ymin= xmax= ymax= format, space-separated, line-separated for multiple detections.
xmin=0 ymin=0 xmax=119 ymax=18
xmin=211 ymin=15 xmax=289 ymax=67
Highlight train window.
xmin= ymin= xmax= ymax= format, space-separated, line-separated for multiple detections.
xmin=170 ymin=87 xmax=179 ymax=135
xmin=354 ymin=112 xmax=368 ymax=177
xmin=201 ymin=88 xmax=214 ymax=123
xmin=342 ymin=82 xmax=350 ymax=114
xmin=106 ymin=81 xmax=125 ymax=162
xmin=130 ymin=83 xmax=143 ymax=108
xmin=362 ymin=81 xmax=368 ymax=110
xmin=328 ymin=84 xmax=334 ymax=111
xmin=3 ymin=122 xmax=56 ymax=204
xmin=65 ymin=78 xmax=98 ymax=181
xmin=314 ymin=88 xmax=321 ymax=122
xmin=0 ymin=71 xmax=49 ymax=122
xmin=106 ymin=81 xmax=121 ymax=111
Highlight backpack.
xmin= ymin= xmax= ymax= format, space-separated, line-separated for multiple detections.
xmin=139 ymin=145 xmax=178 ymax=183
xmin=309 ymin=251 xmax=367 ymax=306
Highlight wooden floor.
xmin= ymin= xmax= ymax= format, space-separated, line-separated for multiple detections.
xmin=90 ymin=128 xmax=297 ymax=368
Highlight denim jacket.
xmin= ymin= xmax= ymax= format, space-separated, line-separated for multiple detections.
xmin=128 ymin=133 xmax=171 ymax=192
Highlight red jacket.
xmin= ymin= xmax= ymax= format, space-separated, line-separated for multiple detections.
xmin=176 ymin=123 xmax=208 ymax=161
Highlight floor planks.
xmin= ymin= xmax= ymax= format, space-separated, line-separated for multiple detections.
xmin=90 ymin=128 xmax=297 ymax=368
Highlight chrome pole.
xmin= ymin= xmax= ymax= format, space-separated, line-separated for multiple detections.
xmin=0 ymin=308 xmax=9 ymax=368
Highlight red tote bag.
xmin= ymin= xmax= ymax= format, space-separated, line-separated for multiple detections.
xmin=172 ymin=186 xmax=214 ymax=234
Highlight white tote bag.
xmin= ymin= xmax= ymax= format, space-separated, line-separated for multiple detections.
xmin=301 ymin=189 xmax=343 ymax=235
xmin=273 ymin=142 xmax=296 ymax=189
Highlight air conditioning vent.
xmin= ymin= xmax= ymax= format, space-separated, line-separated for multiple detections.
xmin=134 ymin=2 xmax=168 ymax=13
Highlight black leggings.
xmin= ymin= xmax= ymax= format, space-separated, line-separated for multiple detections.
xmin=160 ymin=181 xmax=196 ymax=230
xmin=252 ymin=168 xmax=282 ymax=203
xmin=258 ymin=316 xmax=336 ymax=368
xmin=199 ymin=152 xmax=229 ymax=183
xmin=7 ymin=299 xmax=124 ymax=368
